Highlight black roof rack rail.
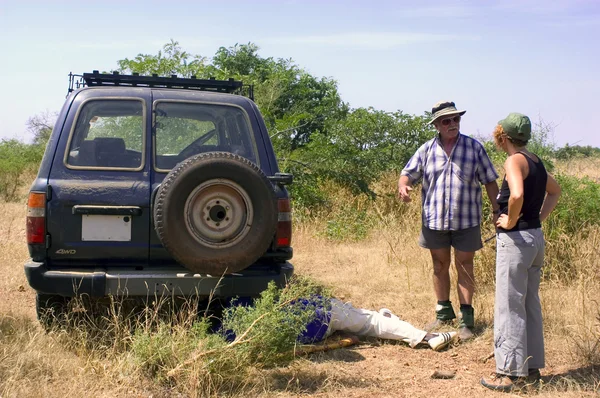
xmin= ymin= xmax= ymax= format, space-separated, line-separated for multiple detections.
xmin=67 ymin=71 xmax=254 ymax=100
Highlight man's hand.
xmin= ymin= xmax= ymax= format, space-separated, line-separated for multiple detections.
xmin=398 ymin=185 xmax=413 ymax=202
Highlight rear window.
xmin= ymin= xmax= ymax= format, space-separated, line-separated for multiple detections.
xmin=154 ymin=101 xmax=258 ymax=170
xmin=66 ymin=99 xmax=145 ymax=169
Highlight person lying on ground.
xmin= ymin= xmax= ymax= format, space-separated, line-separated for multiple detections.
xmin=297 ymin=297 xmax=458 ymax=351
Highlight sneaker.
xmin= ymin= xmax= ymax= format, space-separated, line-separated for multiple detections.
xmin=428 ymin=331 xmax=458 ymax=351
xmin=480 ymin=373 xmax=526 ymax=392
xmin=458 ymin=326 xmax=474 ymax=341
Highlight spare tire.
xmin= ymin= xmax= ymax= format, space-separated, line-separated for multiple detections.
xmin=154 ymin=152 xmax=277 ymax=274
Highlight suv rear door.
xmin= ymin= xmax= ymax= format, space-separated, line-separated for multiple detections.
xmin=46 ymin=90 xmax=152 ymax=266
xmin=148 ymin=91 xmax=266 ymax=265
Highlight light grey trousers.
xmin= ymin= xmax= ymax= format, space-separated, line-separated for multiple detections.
xmin=494 ymin=228 xmax=545 ymax=377
xmin=325 ymin=299 xmax=427 ymax=348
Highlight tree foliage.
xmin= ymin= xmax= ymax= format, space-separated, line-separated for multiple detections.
xmin=295 ymin=107 xmax=434 ymax=196
xmin=117 ymin=40 xmax=347 ymax=152
xmin=0 ymin=139 xmax=43 ymax=201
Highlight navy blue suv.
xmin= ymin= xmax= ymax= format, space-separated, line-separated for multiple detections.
xmin=25 ymin=71 xmax=293 ymax=320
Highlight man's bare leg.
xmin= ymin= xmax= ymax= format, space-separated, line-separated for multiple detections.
xmin=455 ymin=250 xmax=475 ymax=305
xmin=425 ymin=248 xmax=456 ymax=331
xmin=455 ymin=249 xmax=476 ymax=340
xmin=431 ymin=247 xmax=452 ymax=301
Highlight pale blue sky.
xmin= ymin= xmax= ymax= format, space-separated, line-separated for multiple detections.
xmin=1 ymin=0 xmax=599 ymax=147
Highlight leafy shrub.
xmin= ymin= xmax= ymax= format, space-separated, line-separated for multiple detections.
xmin=545 ymin=174 xmax=600 ymax=241
xmin=280 ymin=158 xmax=330 ymax=210
xmin=0 ymin=139 xmax=44 ymax=201
xmin=555 ymin=144 xmax=600 ymax=160
xmin=221 ymin=277 xmax=330 ymax=368
xmin=324 ymin=206 xmax=371 ymax=242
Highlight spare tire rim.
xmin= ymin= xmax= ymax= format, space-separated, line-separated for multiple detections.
xmin=184 ymin=179 xmax=254 ymax=249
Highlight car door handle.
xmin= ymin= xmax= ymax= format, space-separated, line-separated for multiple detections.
xmin=72 ymin=205 xmax=142 ymax=216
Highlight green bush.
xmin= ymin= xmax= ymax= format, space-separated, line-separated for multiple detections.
xmin=545 ymin=174 xmax=600 ymax=240
xmin=0 ymin=139 xmax=44 ymax=201
xmin=221 ymin=278 xmax=330 ymax=368
xmin=324 ymin=205 xmax=372 ymax=242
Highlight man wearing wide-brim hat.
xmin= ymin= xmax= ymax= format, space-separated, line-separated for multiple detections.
xmin=398 ymin=100 xmax=500 ymax=341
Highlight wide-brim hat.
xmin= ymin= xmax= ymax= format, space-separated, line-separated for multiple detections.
xmin=429 ymin=101 xmax=466 ymax=124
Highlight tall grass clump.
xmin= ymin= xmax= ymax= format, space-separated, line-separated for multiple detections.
xmin=157 ymin=277 xmax=331 ymax=397
xmin=42 ymin=276 xmax=331 ymax=397
xmin=541 ymin=174 xmax=600 ymax=281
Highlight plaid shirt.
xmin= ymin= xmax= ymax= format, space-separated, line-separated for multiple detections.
xmin=401 ymin=133 xmax=498 ymax=231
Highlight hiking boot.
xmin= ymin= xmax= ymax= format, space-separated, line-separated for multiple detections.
xmin=425 ymin=318 xmax=453 ymax=331
xmin=458 ymin=306 xmax=475 ymax=340
xmin=427 ymin=331 xmax=458 ymax=351
xmin=480 ymin=373 xmax=527 ymax=392
xmin=425 ymin=303 xmax=456 ymax=331
xmin=527 ymin=369 xmax=541 ymax=384
xmin=458 ymin=326 xmax=474 ymax=341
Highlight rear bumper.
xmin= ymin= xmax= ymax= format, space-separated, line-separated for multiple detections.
xmin=24 ymin=261 xmax=294 ymax=298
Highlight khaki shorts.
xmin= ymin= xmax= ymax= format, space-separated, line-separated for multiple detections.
xmin=419 ymin=225 xmax=483 ymax=252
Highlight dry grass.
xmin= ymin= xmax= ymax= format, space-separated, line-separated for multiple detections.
xmin=555 ymin=157 xmax=600 ymax=183
xmin=1 ymin=159 xmax=600 ymax=397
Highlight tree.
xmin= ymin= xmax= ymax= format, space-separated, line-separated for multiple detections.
xmin=115 ymin=41 xmax=347 ymax=152
xmin=27 ymin=110 xmax=56 ymax=147
xmin=117 ymin=39 xmax=209 ymax=78
xmin=292 ymin=107 xmax=435 ymax=196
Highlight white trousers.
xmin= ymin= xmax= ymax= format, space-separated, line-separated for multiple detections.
xmin=325 ymin=299 xmax=427 ymax=348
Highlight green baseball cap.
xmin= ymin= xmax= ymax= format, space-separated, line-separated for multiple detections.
xmin=498 ymin=112 xmax=532 ymax=141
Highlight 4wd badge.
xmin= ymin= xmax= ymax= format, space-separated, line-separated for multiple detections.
xmin=55 ymin=249 xmax=76 ymax=255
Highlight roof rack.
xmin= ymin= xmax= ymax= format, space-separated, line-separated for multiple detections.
xmin=67 ymin=71 xmax=254 ymax=100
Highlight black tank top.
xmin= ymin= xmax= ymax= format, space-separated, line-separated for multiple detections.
xmin=497 ymin=152 xmax=548 ymax=232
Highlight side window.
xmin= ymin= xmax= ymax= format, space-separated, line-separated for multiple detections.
xmin=154 ymin=102 xmax=257 ymax=170
xmin=67 ymin=99 xmax=144 ymax=169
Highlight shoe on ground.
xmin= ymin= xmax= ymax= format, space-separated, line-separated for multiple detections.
xmin=458 ymin=306 xmax=474 ymax=328
xmin=480 ymin=373 xmax=527 ymax=392
xmin=428 ymin=331 xmax=458 ymax=351
xmin=527 ymin=368 xmax=542 ymax=384
xmin=424 ymin=318 xmax=453 ymax=332
xmin=458 ymin=326 xmax=474 ymax=341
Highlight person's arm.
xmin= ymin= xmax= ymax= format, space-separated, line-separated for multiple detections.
xmin=477 ymin=143 xmax=500 ymax=219
xmin=398 ymin=148 xmax=423 ymax=202
xmin=398 ymin=175 xmax=413 ymax=202
xmin=484 ymin=181 xmax=500 ymax=222
xmin=540 ymin=173 xmax=561 ymax=222
xmin=496 ymin=156 xmax=525 ymax=230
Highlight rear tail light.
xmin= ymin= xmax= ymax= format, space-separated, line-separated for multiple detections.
xmin=27 ymin=192 xmax=46 ymax=245
xmin=275 ymin=198 xmax=292 ymax=247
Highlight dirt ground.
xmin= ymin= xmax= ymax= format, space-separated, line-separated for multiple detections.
xmin=1 ymin=199 xmax=599 ymax=397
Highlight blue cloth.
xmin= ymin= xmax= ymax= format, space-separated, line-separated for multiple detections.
xmin=295 ymin=296 xmax=332 ymax=344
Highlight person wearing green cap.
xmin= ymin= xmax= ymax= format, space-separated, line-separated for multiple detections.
xmin=480 ymin=113 xmax=561 ymax=392
xmin=398 ymin=101 xmax=500 ymax=341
